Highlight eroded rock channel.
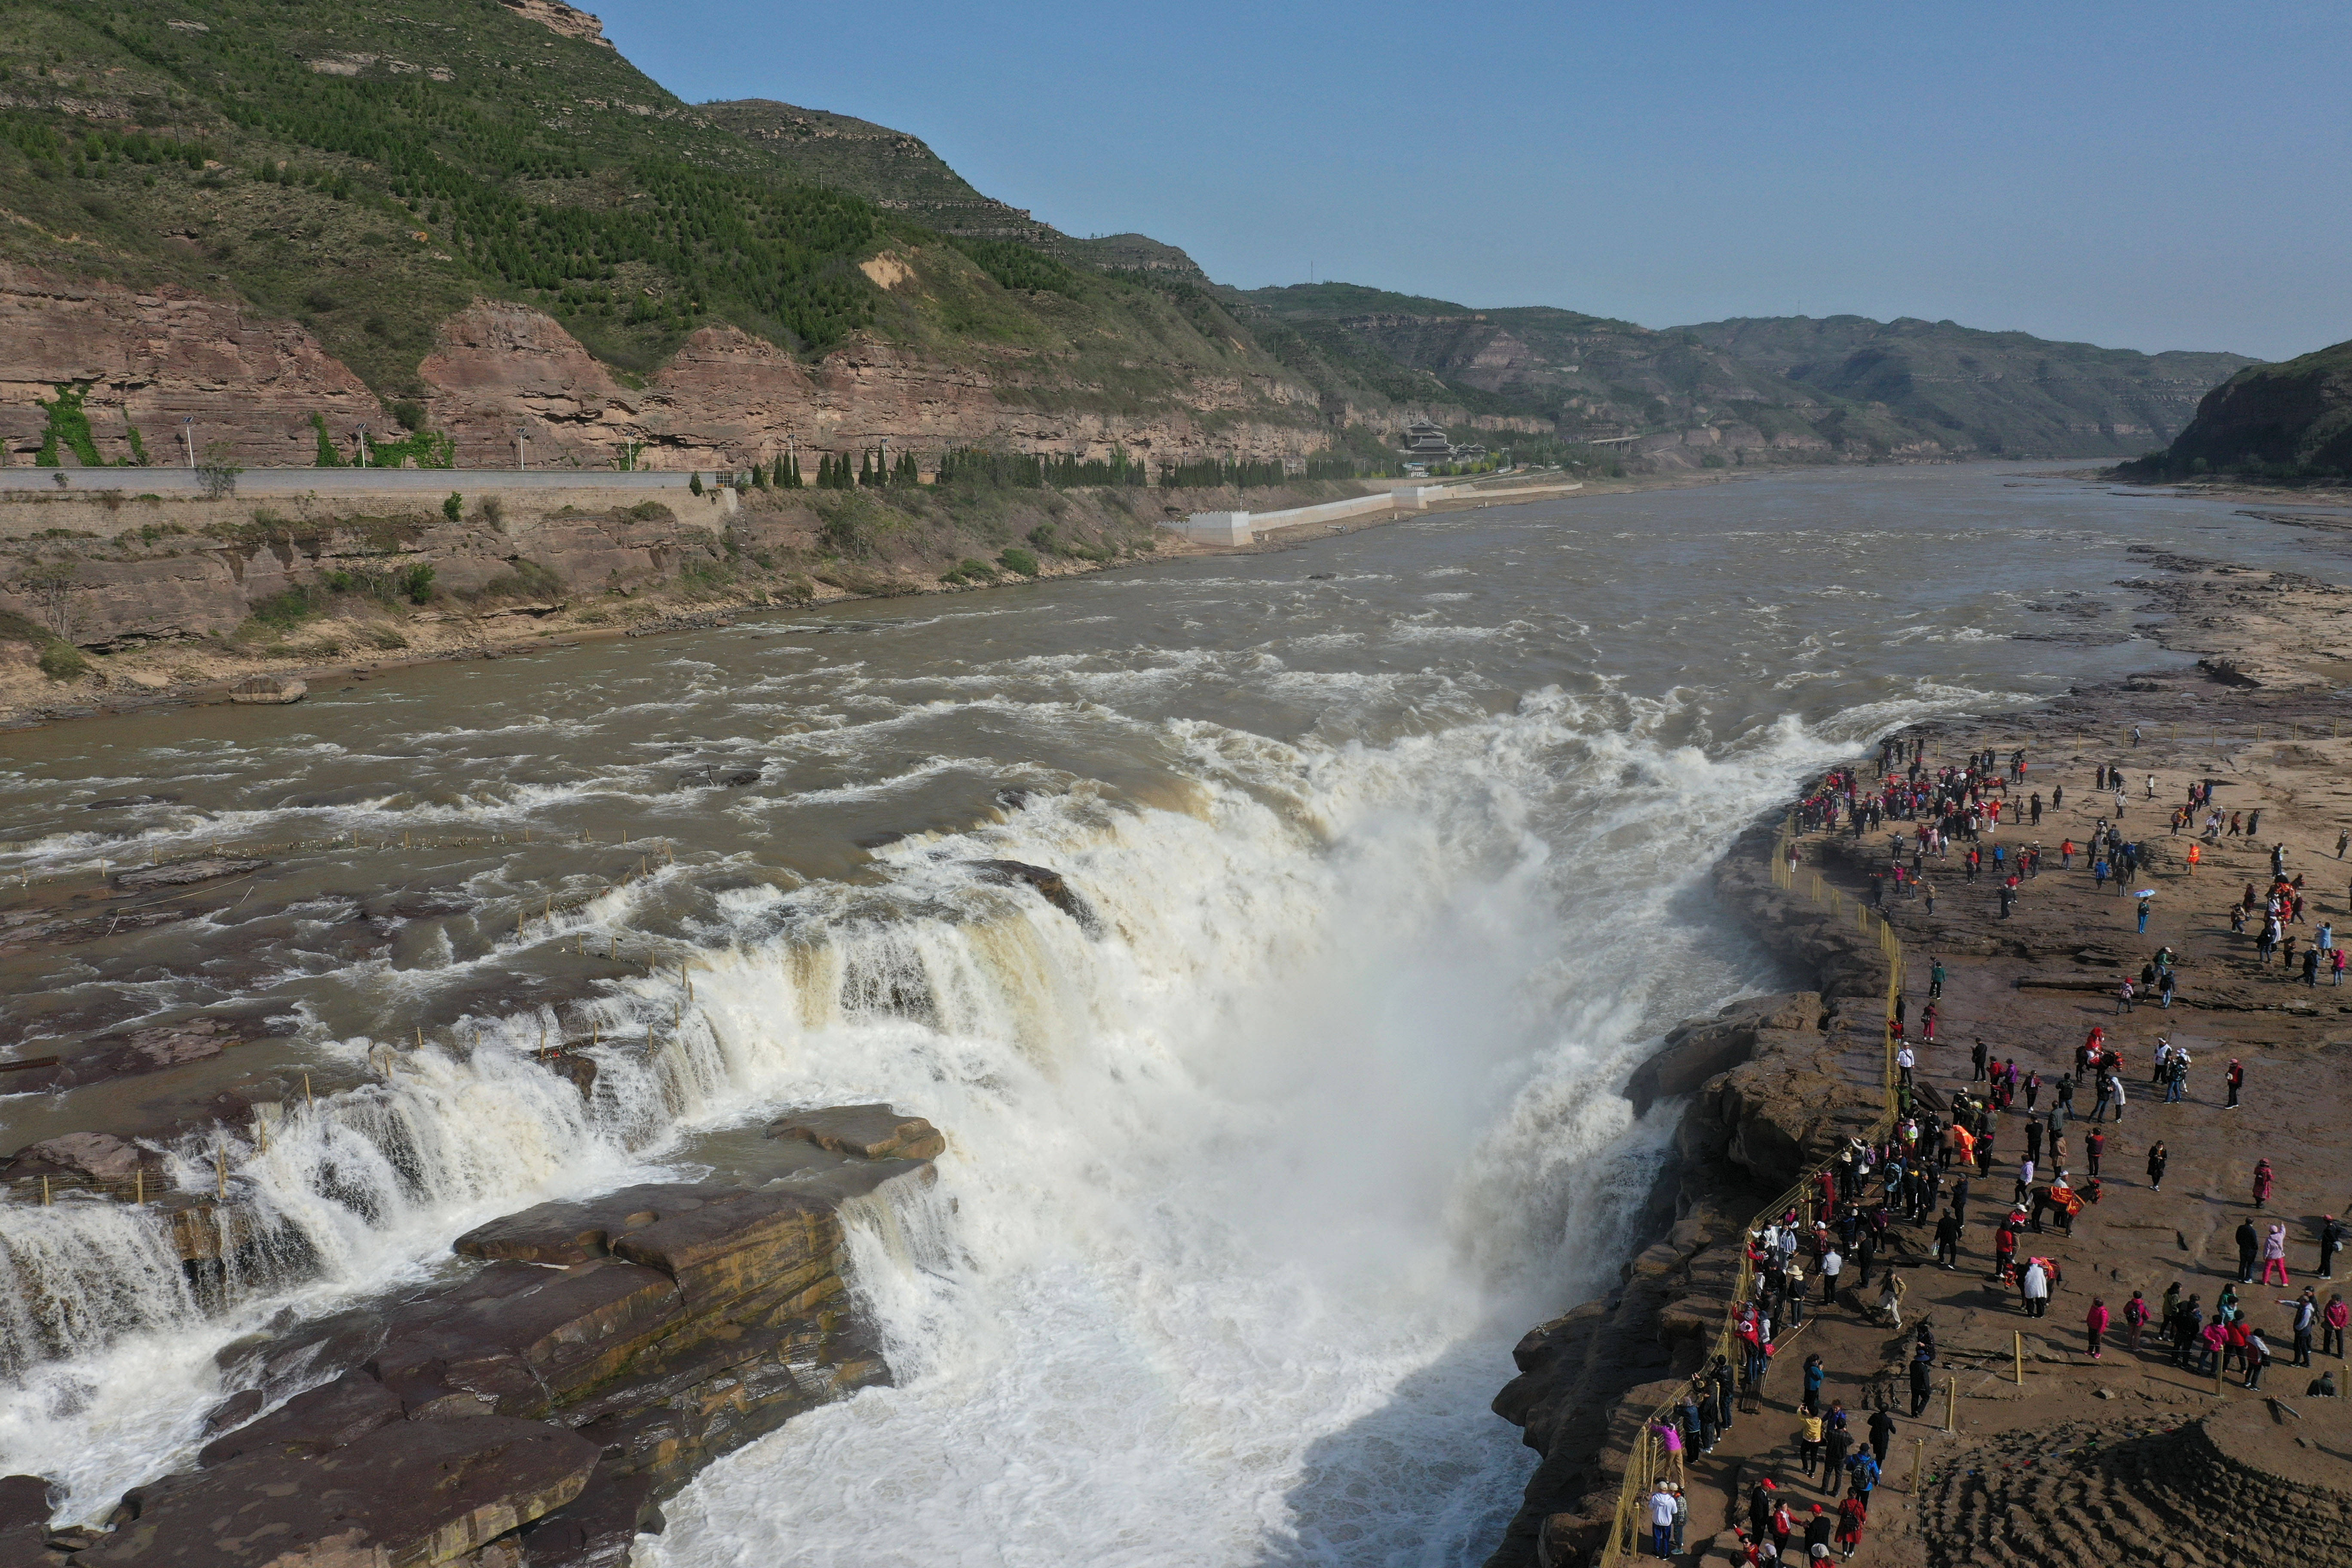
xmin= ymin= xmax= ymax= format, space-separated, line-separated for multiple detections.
xmin=0 ymin=1106 xmax=945 ymax=1568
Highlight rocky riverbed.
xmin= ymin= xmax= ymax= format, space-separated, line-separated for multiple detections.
xmin=0 ymin=1104 xmax=942 ymax=1567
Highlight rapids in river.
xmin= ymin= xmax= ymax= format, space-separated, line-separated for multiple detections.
xmin=0 ymin=464 xmax=2336 ymax=1563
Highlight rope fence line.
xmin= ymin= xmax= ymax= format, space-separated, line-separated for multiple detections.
xmin=1598 ymin=813 xmax=1902 ymax=1565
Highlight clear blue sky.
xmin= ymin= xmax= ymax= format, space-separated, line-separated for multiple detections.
xmin=594 ymin=0 xmax=2349 ymax=361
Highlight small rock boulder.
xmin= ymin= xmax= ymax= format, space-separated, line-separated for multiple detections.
xmin=766 ymin=1105 xmax=945 ymax=1162
xmin=15 ymin=1132 xmax=142 ymax=1182
xmin=227 ymin=675 xmax=306 ymax=704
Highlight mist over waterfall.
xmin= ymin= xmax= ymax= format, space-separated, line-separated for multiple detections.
xmin=0 ymin=468 xmax=2223 ymax=1558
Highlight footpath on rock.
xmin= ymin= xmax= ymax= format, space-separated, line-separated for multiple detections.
xmin=1489 ymin=551 xmax=2352 ymax=1568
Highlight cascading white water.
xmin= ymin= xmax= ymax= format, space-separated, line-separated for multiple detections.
xmin=6 ymin=466 xmax=2209 ymax=1556
xmin=0 ymin=682 xmax=1868 ymax=1540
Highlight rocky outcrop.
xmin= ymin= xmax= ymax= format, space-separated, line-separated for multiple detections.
xmin=0 ymin=491 xmax=753 ymax=650
xmin=415 ymin=302 xmax=1320 ymax=471
xmin=1484 ymin=820 xmax=1887 ymax=1568
xmin=0 ymin=266 xmax=383 ymax=472
xmin=20 ymin=1108 xmax=942 ymax=1565
xmin=2140 ymin=335 xmax=2352 ymax=479
xmin=499 ymin=0 xmax=616 ymax=49
xmin=0 ymin=269 xmax=1329 ymax=475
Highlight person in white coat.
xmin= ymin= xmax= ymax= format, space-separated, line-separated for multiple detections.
xmin=2021 ymin=1259 xmax=2051 ymax=1317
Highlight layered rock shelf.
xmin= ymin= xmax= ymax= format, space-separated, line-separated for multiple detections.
xmin=0 ymin=1106 xmax=944 ymax=1567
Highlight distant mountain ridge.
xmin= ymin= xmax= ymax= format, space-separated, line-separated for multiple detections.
xmin=1236 ymin=285 xmax=2259 ymax=463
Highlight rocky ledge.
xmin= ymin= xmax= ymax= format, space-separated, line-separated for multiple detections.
xmin=0 ymin=1104 xmax=943 ymax=1568
xmin=1483 ymin=823 xmax=1890 ymax=1568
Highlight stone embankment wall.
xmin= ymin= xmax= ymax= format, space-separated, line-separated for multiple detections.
xmin=0 ymin=1106 xmax=946 ymax=1568
xmin=1483 ymin=822 xmax=1893 ymax=1568
xmin=0 ymin=484 xmax=752 ymax=650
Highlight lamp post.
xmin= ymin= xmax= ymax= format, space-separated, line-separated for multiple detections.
xmin=181 ymin=416 xmax=196 ymax=469
xmin=515 ymin=427 xmax=527 ymax=471
xmin=356 ymin=423 xmax=370 ymax=467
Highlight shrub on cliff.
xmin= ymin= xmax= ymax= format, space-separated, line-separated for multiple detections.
xmin=443 ymin=492 xmax=463 ymax=522
xmin=36 ymin=641 xmax=87 ymax=681
xmin=997 ymin=546 xmax=1040 ymax=578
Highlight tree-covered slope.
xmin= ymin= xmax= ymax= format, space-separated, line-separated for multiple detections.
xmin=0 ymin=0 xmax=1315 ymax=433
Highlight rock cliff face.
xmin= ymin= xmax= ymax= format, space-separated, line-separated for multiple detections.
xmin=0 ymin=270 xmax=1324 ymax=472
xmin=1484 ymin=824 xmax=1888 ymax=1568
xmin=0 ymin=487 xmax=763 ymax=651
xmin=0 ymin=267 xmax=385 ymax=472
xmin=0 ymin=1108 xmax=943 ymax=1568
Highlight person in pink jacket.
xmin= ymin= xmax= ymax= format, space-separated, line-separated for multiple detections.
xmin=2264 ymin=1224 xmax=2291 ymax=1286
xmin=2085 ymin=1297 xmax=2110 ymax=1358
xmin=2325 ymin=1293 xmax=2349 ymax=1360
xmin=2254 ymin=1158 xmax=2276 ymax=1209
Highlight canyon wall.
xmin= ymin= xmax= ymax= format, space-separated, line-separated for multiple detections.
xmin=0 ymin=269 xmax=1329 ymax=475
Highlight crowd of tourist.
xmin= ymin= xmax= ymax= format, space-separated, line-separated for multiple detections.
xmin=1633 ymin=738 xmax=2345 ymax=1562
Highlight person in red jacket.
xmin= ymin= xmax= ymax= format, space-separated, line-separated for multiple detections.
xmin=1836 ymin=1493 xmax=1869 ymax=1558
xmin=2123 ymin=1290 xmax=2150 ymax=1351
xmin=2085 ymin=1297 xmax=2110 ymax=1358
xmin=2254 ymin=1158 xmax=2276 ymax=1209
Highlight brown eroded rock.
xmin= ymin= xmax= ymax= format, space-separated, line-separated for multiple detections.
xmin=13 ymin=1132 xmax=142 ymax=1182
xmin=766 ymin=1104 xmax=946 ymax=1162
xmin=452 ymin=1183 xmax=744 ymax=1267
xmin=196 ymin=1372 xmax=404 ymax=1465
xmin=83 ymin=1416 xmax=598 ymax=1568
xmin=0 ymin=266 xmax=384 ymax=471
xmin=1623 ymin=991 xmax=1822 ymax=1115
xmin=0 ymin=1479 xmax=49 ymax=1532
xmin=367 ymin=1259 xmax=686 ymax=1418
xmin=965 ymin=859 xmax=1099 ymax=931
xmin=110 ymin=858 xmax=270 ymax=893
xmin=608 ymin=1189 xmax=840 ymax=1314
xmin=226 ymin=675 xmax=307 ymax=705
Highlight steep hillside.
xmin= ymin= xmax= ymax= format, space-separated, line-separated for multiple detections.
xmin=0 ymin=0 xmax=1334 ymax=471
xmin=1682 ymin=315 xmax=2257 ymax=458
xmin=696 ymin=99 xmax=1058 ymax=246
xmin=2119 ymin=337 xmax=2352 ymax=482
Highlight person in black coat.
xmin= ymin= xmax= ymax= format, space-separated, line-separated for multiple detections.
xmin=1822 ymin=1421 xmax=1852 ymax=1496
xmin=1868 ymin=1404 xmax=1897 ymax=1467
